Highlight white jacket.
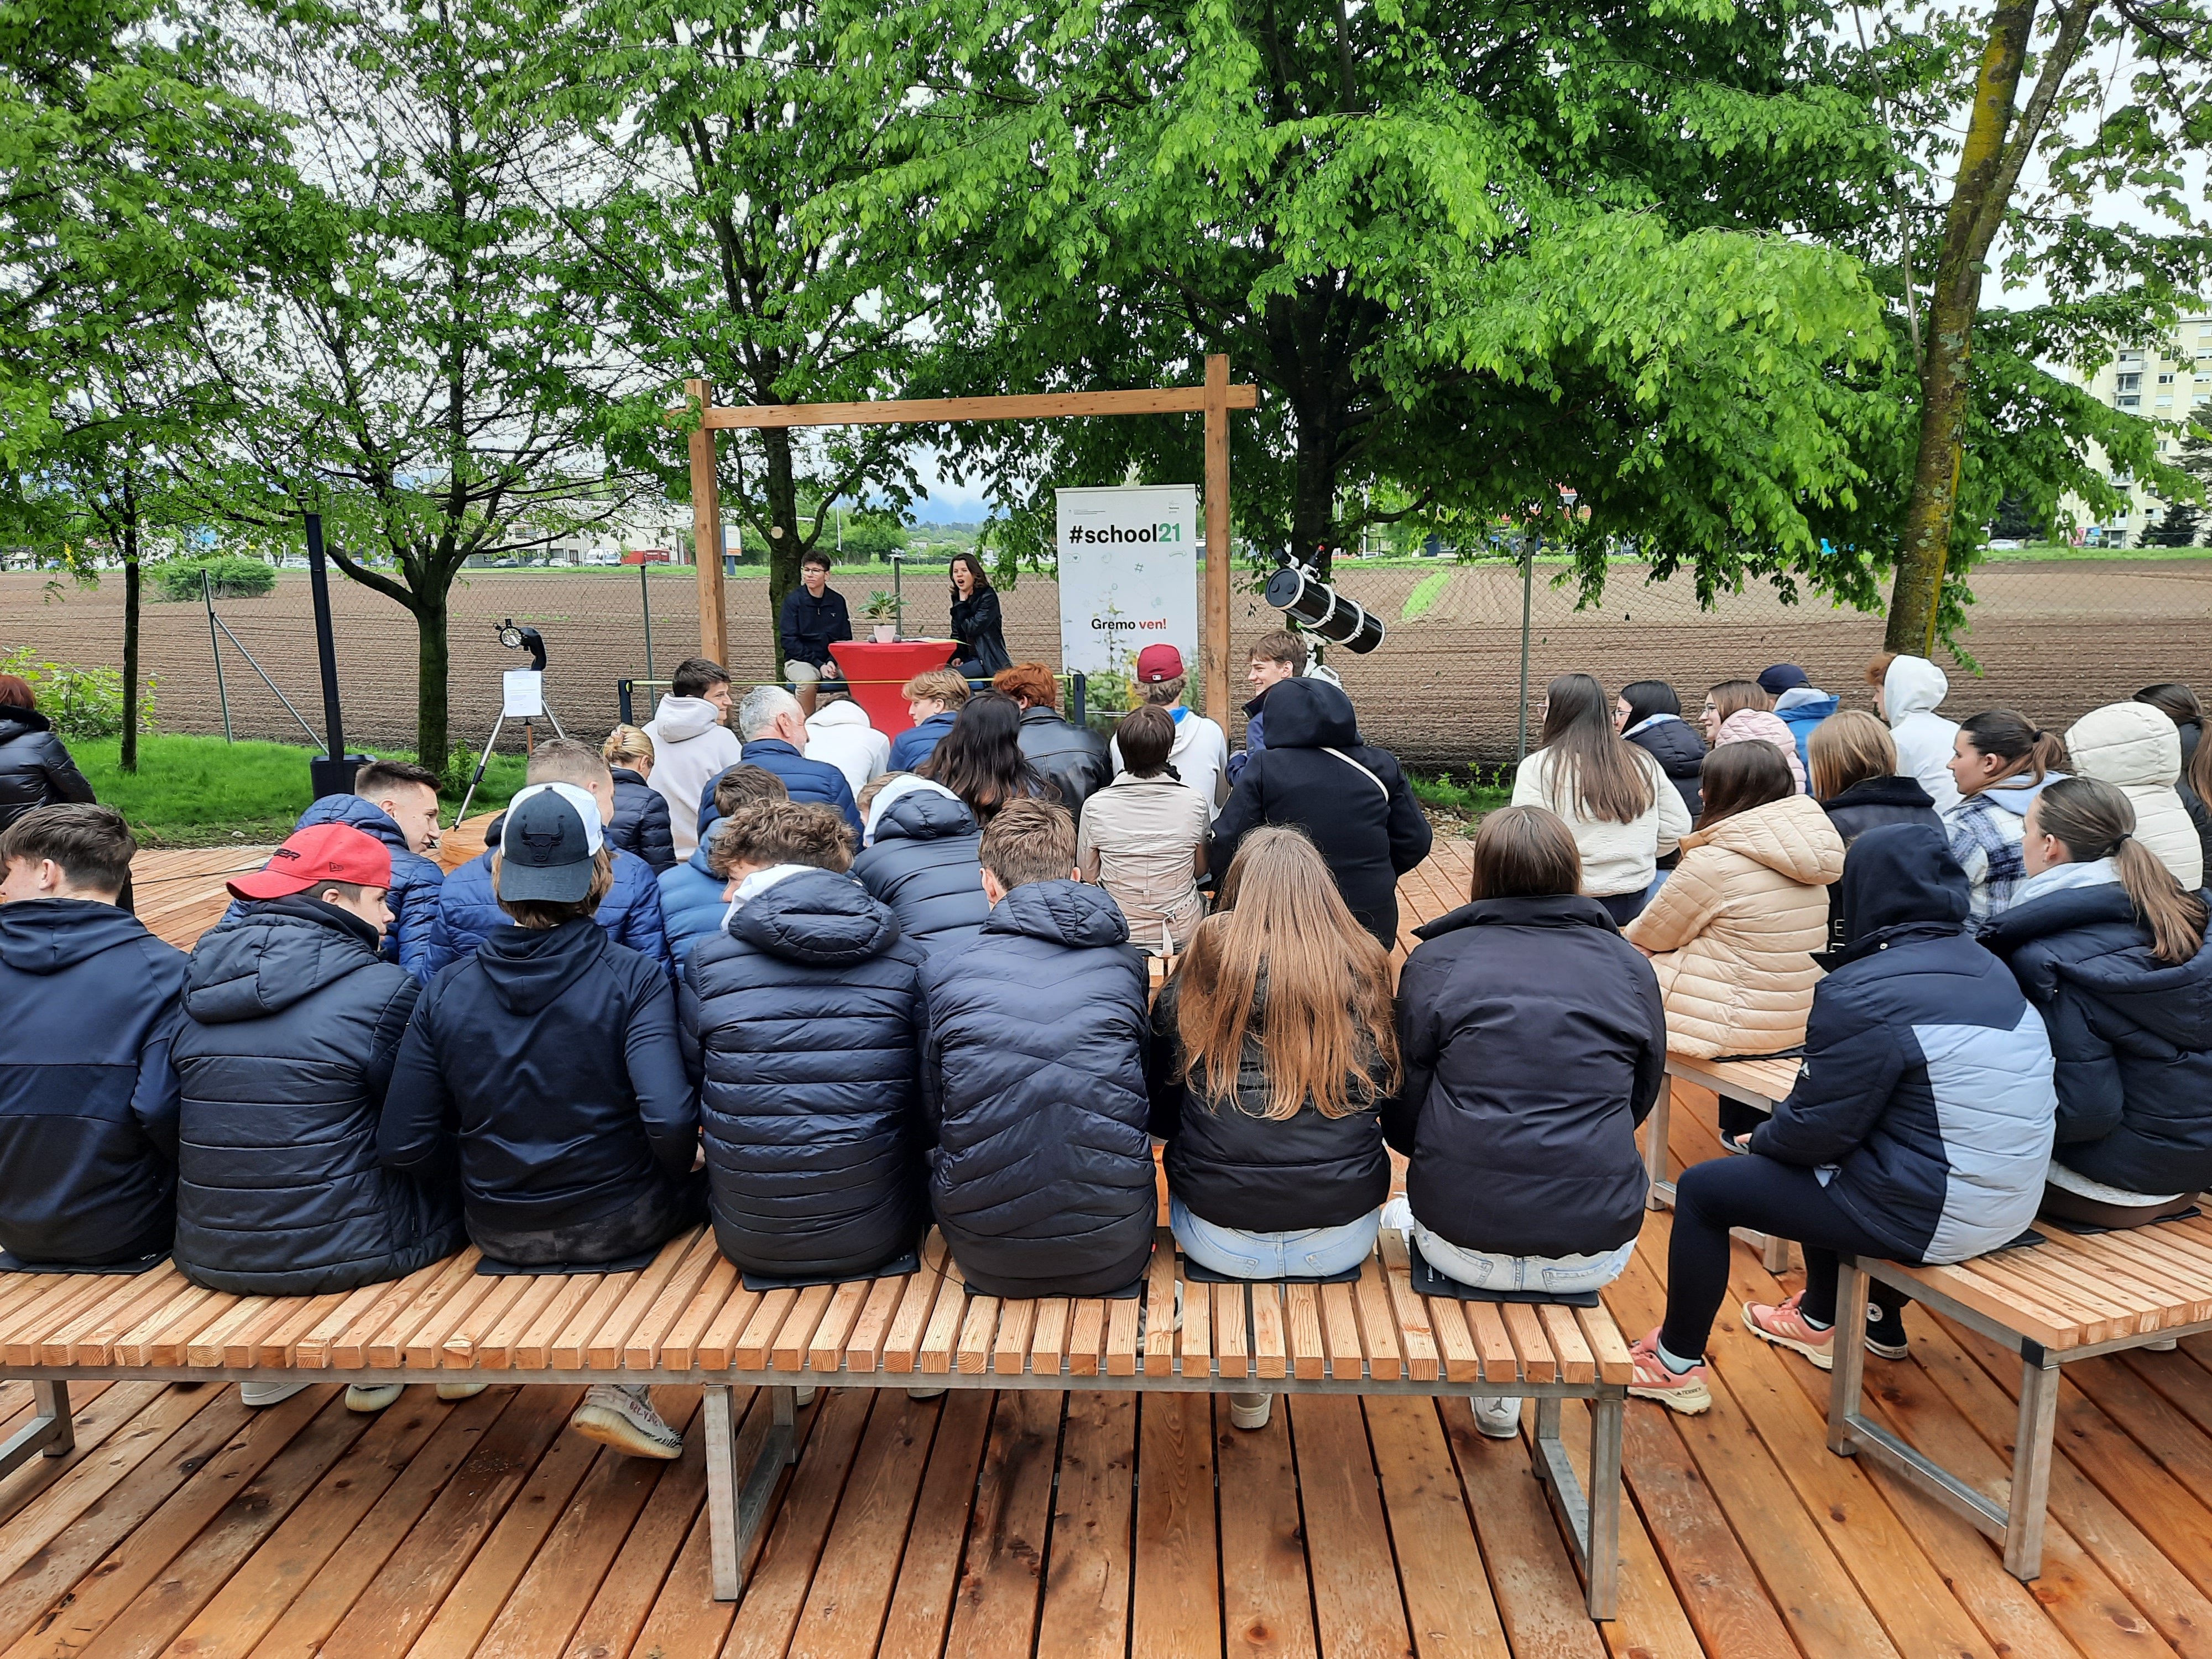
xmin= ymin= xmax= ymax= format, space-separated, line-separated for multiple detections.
xmin=2065 ymin=702 xmax=2204 ymax=889
xmin=804 ymin=700 xmax=891 ymax=801
xmin=1110 ymin=706 xmax=1230 ymax=821
xmin=1884 ymin=656 xmax=1961 ymax=815
xmin=1511 ymin=744 xmax=1692 ymax=898
xmin=645 ymin=695 xmax=743 ymax=858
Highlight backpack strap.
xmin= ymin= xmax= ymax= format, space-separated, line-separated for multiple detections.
xmin=1319 ymin=747 xmax=1390 ymax=800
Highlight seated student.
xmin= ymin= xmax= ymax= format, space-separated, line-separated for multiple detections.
xmin=1872 ymin=652 xmax=1962 ymax=813
xmin=1811 ymin=709 xmax=1941 ymax=951
xmin=602 ymin=726 xmax=676 ymax=874
xmin=995 ymin=662 xmax=1114 ymax=824
xmin=1699 ymin=679 xmax=1807 ymax=793
xmin=1510 ymin=673 xmax=1683 ymax=927
xmin=1149 ymin=827 xmax=1396 ymax=1433
xmin=920 ymin=800 xmax=1155 ymax=1297
xmin=1760 ymin=663 xmax=1839 ymax=774
xmin=1082 ymin=705 xmax=1210 ymax=954
xmin=246 ymin=759 xmax=447 ymax=983
xmin=428 ymin=738 xmax=671 ymax=975
xmin=1384 ymin=805 xmax=1666 ymax=1438
xmin=1629 ymin=825 xmax=2058 ymax=1413
xmin=174 ymin=822 xmax=466 ymax=1415
xmin=1111 ymin=645 xmax=1230 ymax=820
xmin=1616 ymin=680 xmax=1704 ymax=825
xmin=0 ymin=805 xmax=186 ymax=1271
xmin=852 ymin=773 xmax=992 ymax=950
xmin=804 ymin=692 xmax=891 ymax=801
xmin=1980 ymin=778 xmax=2212 ymax=1230
xmin=2065 ymin=701 xmax=2203 ymax=889
xmin=1225 ymin=629 xmax=1305 ymax=786
xmin=382 ymin=786 xmax=703 ymax=1459
xmin=682 ymin=801 xmax=928 ymax=1279
xmin=888 ymin=670 xmax=969 ymax=772
xmin=1213 ymin=677 xmax=1432 ymax=950
xmin=2135 ymin=682 xmax=2212 ymax=874
xmin=660 ymin=765 xmax=790 ymax=964
xmin=713 ymin=685 xmax=862 ymax=837
xmin=645 ymin=657 xmax=744 ymax=860
xmin=918 ymin=691 xmax=1051 ymax=825
xmin=1945 ymin=709 xmax=2070 ymax=922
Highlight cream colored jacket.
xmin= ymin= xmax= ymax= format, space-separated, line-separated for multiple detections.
xmin=1624 ymin=792 xmax=1845 ymax=1058
xmin=1511 ymin=744 xmax=1692 ymax=898
xmin=2065 ymin=702 xmax=2204 ymax=890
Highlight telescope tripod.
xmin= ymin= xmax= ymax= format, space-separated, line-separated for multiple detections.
xmin=453 ymin=700 xmax=567 ymax=827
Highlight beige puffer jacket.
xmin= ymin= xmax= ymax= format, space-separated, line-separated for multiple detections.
xmin=2065 ymin=702 xmax=2204 ymax=890
xmin=1624 ymin=791 xmax=1845 ymax=1058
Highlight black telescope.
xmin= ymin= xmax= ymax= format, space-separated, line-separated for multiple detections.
xmin=497 ymin=619 xmax=547 ymax=670
xmin=1262 ymin=554 xmax=1386 ymax=654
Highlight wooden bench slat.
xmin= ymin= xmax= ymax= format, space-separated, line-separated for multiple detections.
xmin=919 ymin=1270 xmax=968 ymax=1376
xmin=1352 ymin=1260 xmax=1401 ymax=1381
xmin=401 ymin=1260 xmax=500 ymax=1367
xmin=619 ymin=1230 xmax=726 ymax=1369
xmin=440 ymin=1275 xmax=532 ymax=1368
xmin=810 ymin=1280 xmax=871 ymax=1374
xmin=1144 ymin=1250 xmax=1177 ymax=1378
xmin=584 ymin=1234 xmax=698 ymax=1369
xmin=957 ymin=1296 xmax=999 ymax=1375
xmin=551 ymin=1267 xmax=651 ymax=1370
xmin=1180 ymin=1282 xmax=1211 ymax=1378
xmin=1028 ymin=1297 xmax=1070 ymax=1378
xmin=293 ymin=1281 xmax=392 ymax=1369
xmin=326 ymin=1265 xmax=437 ymax=1367
xmin=1577 ymin=1307 xmax=1634 ymax=1385
xmin=251 ymin=1293 xmax=345 ymax=1367
xmin=736 ymin=1287 xmax=797 ymax=1371
xmin=1502 ymin=1303 xmax=1556 ymax=1384
xmin=879 ymin=1264 xmax=945 ymax=1375
xmin=1250 ymin=1284 xmax=1286 ymax=1381
xmin=842 ymin=1274 xmax=907 ymax=1375
xmin=1104 ymin=1291 xmax=1141 ymax=1378
xmin=151 ymin=1288 xmax=241 ymax=1367
xmin=1068 ymin=1297 xmax=1107 ymax=1377
xmin=477 ymin=1275 xmax=571 ymax=1370
xmin=1379 ymin=1233 xmax=1437 ymax=1382
xmin=771 ymin=1282 xmax=837 ymax=1372
xmin=1427 ymin=1298 xmax=1480 ymax=1384
xmin=114 ymin=1284 xmax=217 ymax=1366
xmin=1539 ymin=1306 xmax=1595 ymax=1385
xmin=1319 ymin=1282 xmax=1363 ymax=1381
xmin=1214 ymin=1284 xmax=1248 ymax=1380
xmin=992 ymin=1297 xmax=1035 ymax=1377
xmin=694 ymin=1285 xmax=764 ymax=1371
xmin=1459 ymin=1300 xmax=1516 ymax=1384
xmin=41 ymin=1269 xmax=176 ymax=1366
xmin=1285 ymin=1283 xmax=1325 ymax=1380
xmin=659 ymin=1258 xmax=741 ymax=1370
xmin=515 ymin=1275 xmax=605 ymax=1370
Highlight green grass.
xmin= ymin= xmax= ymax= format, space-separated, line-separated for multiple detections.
xmin=72 ymin=734 xmax=529 ymax=846
xmin=1979 ymin=541 xmax=2212 ymax=562
xmin=1400 ymin=570 xmax=1453 ymax=620
xmin=1409 ymin=771 xmax=1513 ymax=829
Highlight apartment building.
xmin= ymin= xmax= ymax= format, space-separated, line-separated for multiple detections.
xmin=2058 ymin=314 xmax=2212 ymax=547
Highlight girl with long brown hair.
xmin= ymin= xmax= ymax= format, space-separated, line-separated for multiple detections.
xmin=1944 ymin=709 xmax=2071 ymax=920
xmin=1510 ymin=673 xmax=1691 ymax=925
xmin=2135 ymin=682 xmax=2212 ymax=874
xmin=1148 ymin=826 xmax=1398 ymax=1433
xmin=948 ymin=552 xmax=1011 ymax=677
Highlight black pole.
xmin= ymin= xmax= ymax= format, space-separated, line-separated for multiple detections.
xmin=305 ymin=513 xmax=358 ymax=797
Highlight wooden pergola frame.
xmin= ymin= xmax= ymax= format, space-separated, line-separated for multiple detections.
xmin=682 ymin=355 xmax=1260 ymax=724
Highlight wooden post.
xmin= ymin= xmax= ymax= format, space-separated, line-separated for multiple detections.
xmin=1202 ymin=354 xmax=1232 ymax=727
xmin=686 ymin=377 xmax=728 ymax=666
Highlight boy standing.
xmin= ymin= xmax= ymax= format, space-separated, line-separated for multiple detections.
xmin=1225 ymin=629 xmax=1307 ymax=785
xmin=0 ymin=805 xmax=185 ymax=1267
xmin=919 ymin=800 xmax=1155 ymax=1297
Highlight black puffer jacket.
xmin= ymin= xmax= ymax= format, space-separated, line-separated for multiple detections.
xmin=0 ymin=706 xmax=96 ymax=832
xmin=171 ymin=898 xmax=461 ymax=1294
xmin=2176 ymin=720 xmax=2212 ymax=876
xmin=1818 ymin=774 xmax=1943 ymax=949
xmin=0 ymin=900 xmax=186 ymax=1264
xmin=851 ymin=788 xmax=990 ymax=951
xmin=608 ymin=768 xmax=676 ymax=874
xmin=1384 ymin=892 xmax=1666 ymax=1257
xmin=1979 ymin=875 xmax=2212 ymax=1197
xmin=1015 ymin=706 xmax=1113 ymax=825
xmin=921 ymin=880 xmax=1155 ymax=1297
xmin=1147 ymin=978 xmax=1389 ymax=1232
xmin=1210 ymin=679 xmax=1432 ymax=950
xmin=682 ymin=869 xmax=928 ymax=1277
xmin=1625 ymin=715 xmax=1705 ymax=824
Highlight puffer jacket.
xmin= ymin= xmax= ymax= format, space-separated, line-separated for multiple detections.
xmin=171 ymin=898 xmax=461 ymax=1294
xmin=1884 ymin=656 xmax=1961 ymax=813
xmin=682 ymin=869 xmax=928 ymax=1277
xmin=1981 ymin=861 xmax=2212 ymax=1198
xmin=1146 ymin=977 xmax=1390 ymax=1233
xmin=888 ymin=709 xmax=958 ymax=773
xmin=920 ymin=880 xmax=1155 ymax=1298
xmin=1714 ymin=708 xmax=1808 ymax=794
xmin=711 ymin=740 xmax=861 ymax=838
xmin=426 ymin=812 xmax=671 ymax=977
xmin=222 ymin=795 xmax=446 ymax=984
xmin=0 ymin=705 xmax=96 ymax=832
xmin=1750 ymin=824 xmax=2056 ymax=1264
xmin=1818 ymin=773 xmax=1942 ymax=948
xmin=1384 ymin=891 xmax=1666 ymax=1258
xmin=1947 ymin=773 xmax=2065 ymax=922
xmin=0 ymin=900 xmax=186 ymax=1265
xmin=2177 ymin=719 xmax=2212 ymax=875
xmin=659 ymin=844 xmax=730 ymax=964
xmin=1624 ymin=713 xmax=1704 ymax=823
xmin=851 ymin=784 xmax=990 ymax=951
xmin=607 ymin=768 xmax=676 ymax=874
xmin=1772 ymin=687 xmax=1840 ymax=774
xmin=1624 ymin=793 xmax=1844 ymax=1058
xmin=2066 ymin=702 xmax=2203 ymax=890
xmin=1015 ymin=706 xmax=1114 ymax=826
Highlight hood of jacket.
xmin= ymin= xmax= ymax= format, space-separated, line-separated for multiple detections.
xmin=1625 ymin=714 xmax=1705 ymax=773
xmin=806 ymin=700 xmax=872 ymax=732
xmin=1825 ymin=823 xmax=1971 ymax=957
xmin=1822 ymin=774 xmax=1935 ymax=813
xmin=983 ymin=878 xmax=1130 ymax=948
xmin=652 ymin=695 xmax=729 ymax=743
xmin=1684 ymin=791 xmax=1844 ymax=884
xmin=1773 ymin=687 xmax=1838 ymax=720
xmin=2067 ymin=701 xmax=2182 ymax=790
xmin=728 ymin=867 xmax=901 ymax=964
xmin=1414 ymin=891 xmax=1622 ymax=942
xmin=1884 ymin=655 xmax=1950 ymax=722
xmin=1969 ymin=770 xmax=2063 ymax=820
xmin=870 ymin=780 xmax=976 ymax=847
xmin=0 ymin=898 xmax=150 ymax=974
xmin=0 ymin=705 xmax=53 ymax=742
xmin=1251 ymin=677 xmax=1357 ymax=750
xmin=184 ymin=896 xmax=382 ymax=1021
xmin=296 ymin=792 xmax=408 ymax=856
xmin=1715 ymin=707 xmax=1801 ymax=756
xmin=474 ymin=916 xmax=609 ymax=1013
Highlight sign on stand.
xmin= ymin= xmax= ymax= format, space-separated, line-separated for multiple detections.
xmin=1056 ymin=484 xmax=1199 ymax=682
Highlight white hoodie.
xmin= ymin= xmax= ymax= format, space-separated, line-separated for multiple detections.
xmin=645 ymin=695 xmax=744 ymax=858
xmin=2065 ymin=702 xmax=2204 ymax=889
xmin=1884 ymin=656 xmax=1961 ymax=815
xmin=804 ymin=700 xmax=891 ymax=801
xmin=1110 ymin=706 xmax=1230 ymax=821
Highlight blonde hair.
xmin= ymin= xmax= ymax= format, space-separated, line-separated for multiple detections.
xmin=1808 ymin=710 xmax=1898 ymax=801
xmin=900 ymin=669 xmax=970 ymax=707
xmin=602 ymin=724 xmax=655 ymax=769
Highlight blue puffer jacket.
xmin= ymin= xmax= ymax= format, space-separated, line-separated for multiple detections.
xmin=1750 ymin=825 xmax=2057 ymax=1264
xmin=920 ymin=880 xmax=1156 ymax=1297
xmin=660 ymin=846 xmax=729 ymax=965
xmin=702 ymin=740 xmax=860 ymax=840
xmin=228 ymin=795 xmax=446 ymax=983
xmin=426 ymin=811 xmax=671 ymax=977
xmin=682 ymin=869 xmax=928 ymax=1277
xmin=851 ymin=787 xmax=990 ymax=951
xmin=171 ymin=896 xmax=461 ymax=1294
xmin=888 ymin=711 xmax=958 ymax=773
xmin=607 ymin=768 xmax=676 ymax=874
xmin=1772 ymin=688 xmax=1840 ymax=774
xmin=0 ymin=900 xmax=187 ymax=1265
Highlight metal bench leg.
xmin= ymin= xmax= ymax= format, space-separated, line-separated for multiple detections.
xmin=1585 ymin=1391 xmax=1624 ymax=1621
xmin=1827 ymin=1256 xmax=1869 ymax=1457
xmin=1761 ymin=1234 xmax=1792 ymax=1274
xmin=1644 ymin=1086 xmax=1673 ymax=1210
xmin=2004 ymin=1348 xmax=2060 ymax=1580
xmin=705 ymin=1384 xmax=802 ymax=1603
xmin=0 ymin=1381 xmax=71 ymax=1481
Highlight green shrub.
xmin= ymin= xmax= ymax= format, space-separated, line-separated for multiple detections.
xmin=152 ymin=555 xmax=276 ymax=602
xmin=1 ymin=648 xmax=156 ymax=739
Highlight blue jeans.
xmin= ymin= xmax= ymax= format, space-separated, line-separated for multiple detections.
xmin=1410 ymin=1223 xmax=1634 ymax=1297
xmin=1170 ymin=1197 xmax=1380 ymax=1280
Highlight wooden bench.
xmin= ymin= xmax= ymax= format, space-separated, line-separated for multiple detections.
xmin=1646 ymin=1052 xmax=1803 ymax=1271
xmin=1827 ymin=1207 xmax=2212 ymax=1579
xmin=0 ymin=1222 xmax=1636 ymax=1618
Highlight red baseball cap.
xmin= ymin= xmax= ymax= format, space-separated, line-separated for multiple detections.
xmin=1135 ymin=644 xmax=1185 ymax=683
xmin=228 ymin=823 xmax=393 ymax=901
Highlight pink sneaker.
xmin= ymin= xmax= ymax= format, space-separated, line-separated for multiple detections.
xmin=1627 ymin=1328 xmax=1712 ymax=1414
xmin=1743 ymin=1292 xmax=1836 ymax=1370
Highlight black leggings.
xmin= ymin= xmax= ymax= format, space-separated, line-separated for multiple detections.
xmin=1660 ymin=1154 xmax=1911 ymax=1361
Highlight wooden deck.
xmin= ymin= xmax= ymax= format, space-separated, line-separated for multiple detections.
xmin=14 ymin=840 xmax=2212 ymax=1656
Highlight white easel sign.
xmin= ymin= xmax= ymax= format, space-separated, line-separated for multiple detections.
xmin=503 ymin=670 xmax=545 ymax=718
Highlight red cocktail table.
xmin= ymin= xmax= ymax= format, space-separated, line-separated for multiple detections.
xmin=827 ymin=639 xmax=959 ymax=735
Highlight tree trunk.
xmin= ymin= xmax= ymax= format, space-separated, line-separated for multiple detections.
xmin=1289 ymin=414 xmax=1340 ymax=581
xmin=416 ymin=591 xmax=451 ymax=786
xmin=121 ymin=525 xmax=140 ymax=774
xmin=762 ymin=425 xmax=802 ymax=662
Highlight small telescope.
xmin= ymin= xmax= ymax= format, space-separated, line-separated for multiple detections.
xmin=496 ymin=619 xmax=547 ymax=671
xmin=1262 ymin=553 xmax=1386 ymax=654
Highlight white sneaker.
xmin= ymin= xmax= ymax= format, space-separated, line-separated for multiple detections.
xmin=1471 ymin=1396 xmax=1522 ymax=1439
xmin=1229 ymin=1392 xmax=1272 ymax=1431
xmin=436 ymin=1381 xmax=489 ymax=1401
xmin=239 ymin=1380 xmax=311 ymax=1408
xmin=570 ymin=1384 xmax=684 ymax=1460
xmin=906 ymin=1386 xmax=948 ymax=1402
xmin=2144 ymin=1337 xmax=2180 ymax=1352
xmin=345 ymin=1384 xmax=403 ymax=1413
xmin=793 ymin=1385 xmax=817 ymax=1406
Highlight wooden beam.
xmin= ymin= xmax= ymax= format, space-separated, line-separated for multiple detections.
xmin=699 ymin=383 xmax=1258 ymax=430
xmin=1202 ymin=354 xmax=1233 ymax=727
xmin=686 ymin=378 xmax=728 ymax=666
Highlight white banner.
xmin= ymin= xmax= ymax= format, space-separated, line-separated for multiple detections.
xmin=1056 ymin=484 xmax=1199 ymax=679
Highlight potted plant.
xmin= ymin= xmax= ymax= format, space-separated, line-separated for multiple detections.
xmin=862 ymin=591 xmax=900 ymax=643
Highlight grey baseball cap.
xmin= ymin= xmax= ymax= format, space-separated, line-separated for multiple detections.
xmin=497 ymin=784 xmax=602 ymax=902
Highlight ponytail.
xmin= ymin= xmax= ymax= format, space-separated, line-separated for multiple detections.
xmin=1957 ymin=709 xmax=2069 ymax=796
xmin=2035 ymin=777 xmax=2208 ymax=964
